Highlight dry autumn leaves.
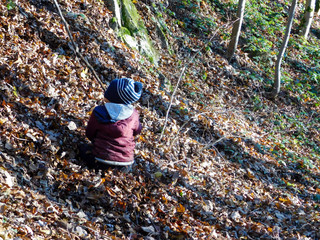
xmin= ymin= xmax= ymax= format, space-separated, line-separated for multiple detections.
xmin=1 ymin=0 xmax=320 ymax=239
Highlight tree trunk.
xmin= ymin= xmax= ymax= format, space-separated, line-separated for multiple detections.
xmin=316 ymin=0 xmax=320 ymax=15
xmin=226 ymin=0 xmax=246 ymax=62
xmin=300 ymin=0 xmax=316 ymax=38
xmin=271 ymin=0 xmax=298 ymax=99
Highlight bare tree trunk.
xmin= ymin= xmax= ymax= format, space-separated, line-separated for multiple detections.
xmin=316 ymin=0 xmax=320 ymax=15
xmin=301 ymin=0 xmax=316 ymax=38
xmin=271 ymin=0 xmax=297 ymax=99
xmin=226 ymin=0 xmax=246 ymax=62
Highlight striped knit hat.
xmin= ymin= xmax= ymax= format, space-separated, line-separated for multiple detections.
xmin=104 ymin=78 xmax=143 ymax=105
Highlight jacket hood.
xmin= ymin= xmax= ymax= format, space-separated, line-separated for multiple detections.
xmin=93 ymin=103 xmax=133 ymax=123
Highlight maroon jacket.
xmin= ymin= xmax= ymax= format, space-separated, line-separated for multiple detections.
xmin=86 ymin=105 xmax=142 ymax=164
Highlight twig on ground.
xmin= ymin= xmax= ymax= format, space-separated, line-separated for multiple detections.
xmin=11 ymin=135 xmax=29 ymax=142
xmin=52 ymin=0 xmax=106 ymax=91
xmin=201 ymin=136 xmax=228 ymax=151
xmin=169 ymin=112 xmax=210 ymax=149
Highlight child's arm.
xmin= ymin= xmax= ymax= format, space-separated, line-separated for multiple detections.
xmin=85 ymin=114 xmax=97 ymax=142
xmin=133 ymin=119 xmax=142 ymax=136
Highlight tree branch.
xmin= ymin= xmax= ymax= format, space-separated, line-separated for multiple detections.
xmin=159 ymin=22 xmax=234 ymax=142
xmin=53 ymin=0 xmax=106 ymax=91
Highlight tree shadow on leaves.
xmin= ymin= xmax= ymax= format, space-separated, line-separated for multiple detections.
xmin=0 ymin=73 xmax=92 ymax=192
xmin=311 ymin=28 xmax=320 ymax=40
xmin=157 ymin=127 xmax=319 ymax=238
xmin=189 ymin=122 xmax=320 ymax=237
xmin=25 ymin=0 xmax=146 ymax=82
xmin=142 ymin=78 xmax=320 ymax=238
xmin=18 ymin=6 xmax=72 ymax=55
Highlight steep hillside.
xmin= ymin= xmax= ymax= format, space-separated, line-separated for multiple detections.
xmin=0 ymin=0 xmax=319 ymax=239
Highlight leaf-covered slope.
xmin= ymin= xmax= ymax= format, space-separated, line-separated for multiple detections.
xmin=0 ymin=0 xmax=320 ymax=239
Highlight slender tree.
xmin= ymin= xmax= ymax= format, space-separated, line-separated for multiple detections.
xmin=316 ymin=0 xmax=320 ymax=14
xmin=300 ymin=0 xmax=316 ymax=38
xmin=226 ymin=0 xmax=246 ymax=62
xmin=271 ymin=0 xmax=298 ymax=98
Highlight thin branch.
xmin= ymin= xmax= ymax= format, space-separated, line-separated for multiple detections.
xmin=52 ymin=0 xmax=106 ymax=91
xmin=159 ymin=66 xmax=186 ymax=141
xmin=159 ymin=22 xmax=234 ymax=142
xmin=11 ymin=135 xmax=29 ymax=142
xmin=169 ymin=112 xmax=210 ymax=149
xmin=201 ymin=136 xmax=228 ymax=151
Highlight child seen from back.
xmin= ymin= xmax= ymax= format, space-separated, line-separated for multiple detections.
xmin=79 ymin=78 xmax=143 ymax=171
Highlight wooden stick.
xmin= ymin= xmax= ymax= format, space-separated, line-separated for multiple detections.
xmin=159 ymin=22 xmax=234 ymax=141
xmin=52 ymin=0 xmax=106 ymax=91
xmin=159 ymin=66 xmax=186 ymax=141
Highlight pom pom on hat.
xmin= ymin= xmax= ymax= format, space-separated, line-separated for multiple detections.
xmin=104 ymin=78 xmax=143 ymax=104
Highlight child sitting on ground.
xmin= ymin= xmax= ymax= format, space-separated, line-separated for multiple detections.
xmin=79 ymin=78 xmax=143 ymax=170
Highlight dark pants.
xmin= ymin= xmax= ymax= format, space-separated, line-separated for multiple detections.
xmin=78 ymin=144 xmax=132 ymax=172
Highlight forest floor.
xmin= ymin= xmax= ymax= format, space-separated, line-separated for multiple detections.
xmin=0 ymin=0 xmax=320 ymax=239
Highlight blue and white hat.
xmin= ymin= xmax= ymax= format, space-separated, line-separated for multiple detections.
xmin=104 ymin=78 xmax=143 ymax=105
